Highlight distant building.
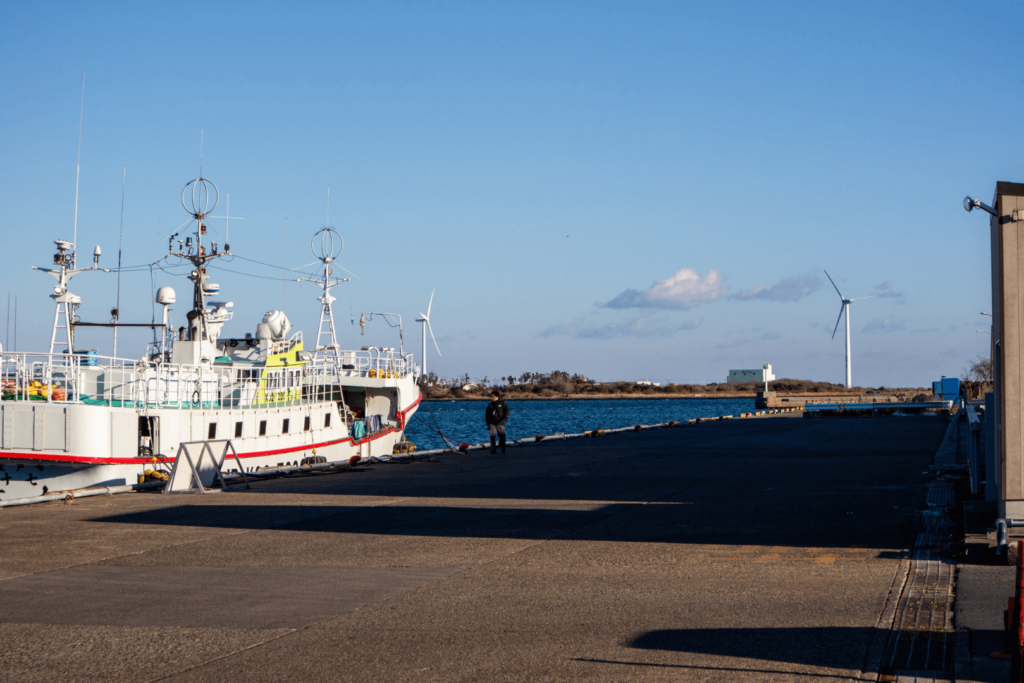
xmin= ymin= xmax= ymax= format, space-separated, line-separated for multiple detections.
xmin=727 ymin=364 xmax=775 ymax=384
xmin=932 ymin=377 xmax=960 ymax=401
xmin=635 ymin=380 xmax=661 ymax=387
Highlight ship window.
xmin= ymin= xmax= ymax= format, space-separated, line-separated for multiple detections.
xmin=208 ymin=423 xmax=217 ymax=439
xmin=282 ymin=418 xmax=290 ymax=434
xmin=304 ymin=416 xmax=311 ymax=431
xmin=234 ymin=422 xmax=243 ymax=438
xmin=325 ymin=413 xmax=331 ymax=428
xmin=259 ymin=420 xmax=267 ymax=436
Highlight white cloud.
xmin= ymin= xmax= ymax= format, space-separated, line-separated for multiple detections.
xmin=540 ymin=316 xmax=702 ymax=340
xmin=731 ymin=272 xmax=822 ymax=302
xmin=874 ymin=281 xmax=907 ymax=304
xmin=862 ymin=317 xmax=906 ymax=334
xmin=604 ymin=269 xmax=727 ymax=310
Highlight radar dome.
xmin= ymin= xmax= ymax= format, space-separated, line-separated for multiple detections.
xmin=262 ymin=310 xmax=291 ymax=340
xmin=156 ymin=287 xmax=176 ymax=305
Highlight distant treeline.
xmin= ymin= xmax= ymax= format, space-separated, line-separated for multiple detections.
xmin=418 ymin=370 xmax=928 ymax=400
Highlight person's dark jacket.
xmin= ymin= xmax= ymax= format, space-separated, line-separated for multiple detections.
xmin=485 ymin=399 xmax=510 ymax=425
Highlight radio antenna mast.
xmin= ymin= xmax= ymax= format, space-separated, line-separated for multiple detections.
xmin=113 ymin=162 xmax=125 ymax=357
xmin=72 ymin=73 xmax=86 ymax=268
xmin=297 ymin=226 xmax=348 ymax=357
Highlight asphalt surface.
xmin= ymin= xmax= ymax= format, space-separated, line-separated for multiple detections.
xmin=0 ymin=415 xmax=948 ymax=682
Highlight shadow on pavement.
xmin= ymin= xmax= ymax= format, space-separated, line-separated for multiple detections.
xmin=93 ymin=499 xmax=912 ymax=550
xmin=626 ymin=626 xmax=878 ymax=669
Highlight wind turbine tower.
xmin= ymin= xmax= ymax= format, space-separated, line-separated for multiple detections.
xmin=825 ymin=270 xmax=873 ymax=389
xmin=415 ymin=289 xmax=441 ymax=378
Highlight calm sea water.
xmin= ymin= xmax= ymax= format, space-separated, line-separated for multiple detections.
xmin=404 ymin=397 xmax=755 ymax=450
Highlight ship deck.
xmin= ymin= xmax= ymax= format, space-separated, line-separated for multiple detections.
xmin=0 ymin=414 xmax=999 ymax=681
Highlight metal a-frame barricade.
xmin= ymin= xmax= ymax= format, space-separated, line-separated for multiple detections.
xmin=164 ymin=439 xmax=251 ymax=494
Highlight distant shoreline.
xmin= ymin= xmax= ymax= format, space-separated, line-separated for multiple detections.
xmin=426 ymin=393 xmax=761 ymax=401
xmin=422 ymin=390 xmax=922 ymax=402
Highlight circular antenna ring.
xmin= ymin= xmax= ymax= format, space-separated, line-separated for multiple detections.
xmin=181 ymin=177 xmax=220 ymax=218
xmin=312 ymin=227 xmax=343 ymax=263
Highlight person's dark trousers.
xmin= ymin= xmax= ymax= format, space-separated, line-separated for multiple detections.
xmin=489 ymin=423 xmax=506 ymax=454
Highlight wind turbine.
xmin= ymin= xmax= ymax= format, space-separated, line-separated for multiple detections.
xmin=824 ymin=270 xmax=873 ymax=389
xmin=415 ymin=290 xmax=441 ymax=378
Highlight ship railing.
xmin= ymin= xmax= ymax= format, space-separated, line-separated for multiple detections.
xmin=142 ymin=360 xmax=337 ymax=409
xmin=0 ymin=352 xmax=338 ymax=410
xmin=267 ymin=331 xmax=303 ymax=357
xmin=0 ymin=351 xmax=141 ymax=406
xmin=310 ymin=347 xmax=416 ymax=379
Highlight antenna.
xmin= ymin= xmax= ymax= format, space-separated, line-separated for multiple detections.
xmin=72 ymin=72 xmax=86 ymax=268
xmin=152 ymin=218 xmax=159 ymax=344
xmin=207 ymin=194 xmax=244 ymax=251
xmin=199 ymin=128 xmax=203 ymax=176
xmin=327 ymin=187 xmax=330 ymax=227
xmin=171 ymin=174 xmax=221 ymax=346
xmin=297 ymin=226 xmax=348 ymax=355
xmin=284 ymin=218 xmax=288 ymax=312
xmin=113 ymin=162 xmax=125 ymax=357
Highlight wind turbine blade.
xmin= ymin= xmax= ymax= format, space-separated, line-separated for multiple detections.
xmin=427 ymin=288 xmax=434 ymax=318
xmin=427 ymin=321 xmax=441 ymax=357
xmin=849 ymin=296 xmax=875 ymax=302
xmin=831 ymin=304 xmax=844 ymax=339
xmin=823 ymin=270 xmax=844 ymax=299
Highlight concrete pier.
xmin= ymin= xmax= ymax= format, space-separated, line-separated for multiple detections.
xmin=0 ymin=415 xmax=984 ymax=681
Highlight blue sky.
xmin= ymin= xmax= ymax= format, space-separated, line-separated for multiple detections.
xmin=0 ymin=1 xmax=1016 ymax=386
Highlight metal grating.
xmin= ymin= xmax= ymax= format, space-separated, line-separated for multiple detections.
xmin=881 ymin=491 xmax=956 ymax=677
xmin=933 ymin=417 xmax=959 ymax=468
xmin=893 ymin=671 xmax=952 ymax=682
xmin=925 ymin=480 xmax=955 ymax=509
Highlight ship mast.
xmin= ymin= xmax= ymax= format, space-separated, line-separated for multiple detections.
xmin=296 ymin=227 xmax=348 ymax=357
xmin=33 ymin=241 xmax=108 ymax=354
xmin=168 ymin=177 xmax=229 ymax=343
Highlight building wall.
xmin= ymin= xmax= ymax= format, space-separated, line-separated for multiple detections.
xmin=994 ymin=184 xmax=1024 ymax=516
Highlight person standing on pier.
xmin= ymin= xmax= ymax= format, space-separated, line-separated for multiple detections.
xmin=485 ymin=391 xmax=510 ymax=454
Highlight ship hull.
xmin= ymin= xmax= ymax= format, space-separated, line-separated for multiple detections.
xmin=0 ymin=388 xmax=420 ymax=500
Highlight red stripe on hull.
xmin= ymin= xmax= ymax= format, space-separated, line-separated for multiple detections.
xmin=0 ymin=391 xmax=422 ymax=466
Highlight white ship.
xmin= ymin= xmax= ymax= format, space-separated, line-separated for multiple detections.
xmin=0 ymin=176 xmax=421 ymax=501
